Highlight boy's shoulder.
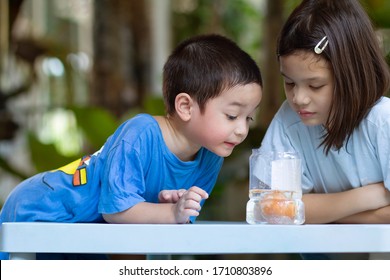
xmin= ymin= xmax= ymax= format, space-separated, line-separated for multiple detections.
xmin=115 ymin=113 xmax=161 ymax=142
xmin=128 ymin=113 xmax=156 ymax=124
xmin=122 ymin=113 xmax=158 ymax=130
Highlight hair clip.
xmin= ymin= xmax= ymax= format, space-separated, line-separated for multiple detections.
xmin=314 ymin=36 xmax=328 ymax=54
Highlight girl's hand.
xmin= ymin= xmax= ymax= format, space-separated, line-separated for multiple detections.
xmin=158 ymin=189 xmax=186 ymax=203
xmin=172 ymin=186 xmax=209 ymax=224
xmin=362 ymin=182 xmax=390 ymax=210
xmin=303 ymin=181 xmax=390 ymax=224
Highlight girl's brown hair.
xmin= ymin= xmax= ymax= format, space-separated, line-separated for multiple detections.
xmin=277 ymin=0 xmax=390 ymax=154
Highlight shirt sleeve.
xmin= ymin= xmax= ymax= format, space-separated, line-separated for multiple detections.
xmin=373 ymin=116 xmax=390 ymax=191
xmin=98 ymin=141 xmax=146 ymax=214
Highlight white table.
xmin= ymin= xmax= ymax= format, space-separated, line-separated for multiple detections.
xmin=1 ymin=222 xmax=390 ymax=260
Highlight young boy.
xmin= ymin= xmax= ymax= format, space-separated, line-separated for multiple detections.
xmin=0 ymin=34 xmax=262 ymax=230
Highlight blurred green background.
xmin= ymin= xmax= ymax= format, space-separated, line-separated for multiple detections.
xmin=0 ymin=0 xmax=389 ymax=260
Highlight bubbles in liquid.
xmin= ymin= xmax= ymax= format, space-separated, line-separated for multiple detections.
xmin=246 ymin=190 xmax=305 ymax=225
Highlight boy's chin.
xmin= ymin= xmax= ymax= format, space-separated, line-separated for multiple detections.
xmin=214 ymin=148 xmax=234 ymax=158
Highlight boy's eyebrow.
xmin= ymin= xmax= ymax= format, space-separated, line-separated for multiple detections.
xmin=228 ymin=101 xmax=260 ymax=110
xmin=228 ymin=101 xmax=245 ymax=107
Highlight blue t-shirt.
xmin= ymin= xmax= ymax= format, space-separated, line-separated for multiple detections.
xmin=0 ymin=114 xmax=223 ymax=223
xmin=259 ymin=97 xmax=390 ymax=194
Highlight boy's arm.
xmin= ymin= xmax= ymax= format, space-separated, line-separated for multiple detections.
xmin=103 ymin=202 xmax=179 ymax=224
xmin=303 ymin=182 xmax=390 ymax=224
xmin=103 ymin=186 xmax=208 ymax=224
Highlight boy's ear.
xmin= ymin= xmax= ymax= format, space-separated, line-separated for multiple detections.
xmin=175 ymin=92 xmax=193 ymax=121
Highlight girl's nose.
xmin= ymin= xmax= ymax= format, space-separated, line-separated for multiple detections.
xmin=292 ymin=88 xmax=310 ymax=105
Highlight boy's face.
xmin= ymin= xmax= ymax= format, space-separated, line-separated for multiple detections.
xmin=280 ymin=51 xmax=334 ymax=126
xmin=188 ymin=83 xmax=262 ymax=157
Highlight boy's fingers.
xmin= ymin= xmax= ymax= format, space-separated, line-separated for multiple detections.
xmin=183 ymin=199 xmax=202 ymax=211
xmin=177 ymin=189 xmax=186 ymax=198
xmin=158 ymin=191 xmax=166 ymax=201
xmin=188 ymin=186 xmax=209 ymax=199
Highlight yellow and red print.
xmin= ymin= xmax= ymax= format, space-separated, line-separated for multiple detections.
xmin=55 ymin=156 xmax=91 ymax=187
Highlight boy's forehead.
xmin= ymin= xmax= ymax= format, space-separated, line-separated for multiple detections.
xmin=214 ymin=83 xmax=262 ymax=104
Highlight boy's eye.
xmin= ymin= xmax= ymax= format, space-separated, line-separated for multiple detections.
xmin=247 ymin=116 xmax=254 ymax=122
xmin=226 ymin=115 xmax=237 ymax=120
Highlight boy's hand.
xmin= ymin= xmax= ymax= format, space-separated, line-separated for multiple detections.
xmin=158 ymin=189 xmax=186 ymax=203
xmin=173 ymin=186 xmax=209 ymax=224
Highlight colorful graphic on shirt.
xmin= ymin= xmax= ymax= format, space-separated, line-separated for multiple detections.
xmin=56 ymin=159 xmax=81 ymax=175
xmin=55 ymin=155 xmax=91 ymax=187
xmin=72 ymin=155 xmax=91 ymax=186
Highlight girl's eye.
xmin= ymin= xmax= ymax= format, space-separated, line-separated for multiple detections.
xmin=226 ymin=115 xmax=237 ymax=120
xmin=247 ymin=116 xmax=254 ymax=122
xmin=310 ymin=85 xmax=324 ymax=90
xmin=284 ymin=81 xmax=295 ymax=87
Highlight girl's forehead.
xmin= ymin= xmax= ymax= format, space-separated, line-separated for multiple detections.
xmin=283 ymin=50 xmax=327 ymax=64
xmin=280 ymin=51 xmax=331 ymax=76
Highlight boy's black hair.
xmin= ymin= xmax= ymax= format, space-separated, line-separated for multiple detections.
xmin=163 ymin=34 xmax=262 ymax=116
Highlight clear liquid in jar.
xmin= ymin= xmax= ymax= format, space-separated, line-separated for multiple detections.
xmin=246 ymin=189 xmax=305 ymax=225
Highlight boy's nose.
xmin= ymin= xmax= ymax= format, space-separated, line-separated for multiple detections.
xmin=235 ymin=119 xmax=248 ymax=137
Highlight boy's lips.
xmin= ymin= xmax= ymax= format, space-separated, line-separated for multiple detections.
xmin=224 ymin=141 xmax=238 ymax=148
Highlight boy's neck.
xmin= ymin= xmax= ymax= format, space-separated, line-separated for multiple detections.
xmin=154 ymin=115 xmax=200 ymax=162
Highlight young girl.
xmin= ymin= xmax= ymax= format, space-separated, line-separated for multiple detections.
xmin=259 ymin=0 xmax=390 ymax=259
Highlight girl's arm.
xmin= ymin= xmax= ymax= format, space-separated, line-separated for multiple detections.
xmin=303 ymin=182 xmax=390 ymax=224
xmin=335 ymin=206 xmax=390 ymax=224
xmin=102 ymin=186 xmax=208 ymax=224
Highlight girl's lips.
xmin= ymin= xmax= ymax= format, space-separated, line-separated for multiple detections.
xmin=298 ymin=110 xmax=315 ymax=118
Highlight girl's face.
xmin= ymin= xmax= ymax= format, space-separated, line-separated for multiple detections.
xmin=280 ymin=51 xmax=334 ymax=126
xmin=188 ymin=83 xmax=262 ymax=157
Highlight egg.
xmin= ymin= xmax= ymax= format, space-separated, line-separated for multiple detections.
xmin=260 ymin=191 xmax=296 ymax=218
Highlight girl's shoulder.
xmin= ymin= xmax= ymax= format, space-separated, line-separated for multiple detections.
xmin=366 ymin=97 xmax=390 ymax=124
xmin=274 ymin=100 xmax=301 ymax=128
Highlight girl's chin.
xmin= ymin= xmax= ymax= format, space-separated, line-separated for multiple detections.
xmin=301 ymin=119 xmax=323 ymax=126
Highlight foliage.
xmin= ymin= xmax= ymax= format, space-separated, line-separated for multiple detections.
xmin=172 ymin=0 xmax=262 ymax=58
xmin=25 ymin=96 xmax=165 ymax=174
xmin=70 ymin=106 xmax=119 ymax=151
xmin=1 ymin=1 xmax=390 ymax=225
xmin=362 ymin=0 xmax=390 ymax=28
xmin=27 ymin=132 xmax=76 ymax=173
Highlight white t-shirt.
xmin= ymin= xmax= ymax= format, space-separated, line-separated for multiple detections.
xmin=259 ymin=97 xmax=390 ymax=194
